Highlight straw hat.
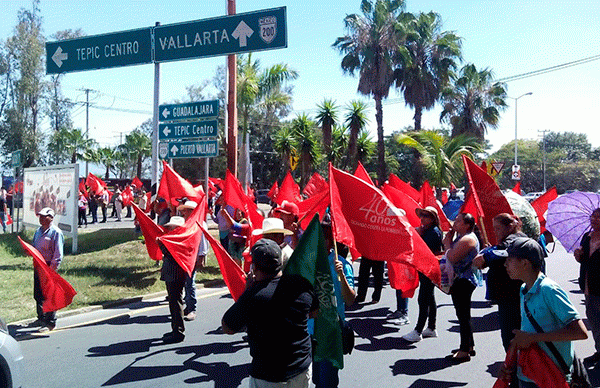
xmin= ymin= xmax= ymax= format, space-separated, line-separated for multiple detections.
xmin=177 ymin=200 xmax=197 ymax=211
xmin=252 ymin=217 xmax=294 ymax=236
xmin=415 ymin=206 xmax=440 ymax=227
xmin=164 ymin=216 xmax=185 ymax=228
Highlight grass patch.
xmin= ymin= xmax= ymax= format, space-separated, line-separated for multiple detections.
xmin=0 ymin=228 xmax=223 ymax=323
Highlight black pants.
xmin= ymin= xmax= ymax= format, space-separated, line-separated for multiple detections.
xmin=101 ymin=204 xmax=107 ymax=222
xmin=165 ymin=279 xmax=186 ymax=338
xmin=415 ymin=272 xmax=437 ymax=333
xmin=78 ymin=208 xmax=87 ymax=225
xmin=497 ymin=298 xmax=521 ymax=351
xmin=34 ymin=271 xmax=56 ymax=326
xmin=356 ymin=257 xmax=384 ymax=302
xmin=89 ymin=202 xmax=98 ymax=223
xmin=450 ymin=278 xmax=476 ymax=352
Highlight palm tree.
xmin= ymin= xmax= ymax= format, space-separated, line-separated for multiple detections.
xmin=344 ymin=100 xmax=370 ymax=170
xmin=122 ymin=130 xmax=152 ymax=178
xmin=333 ymin=0 xmax=408 ymax=184
xmin=291 ymin=114 xmax=320 ymax=187
xmin=96 ymin=147 xmax=118 ymax=180
xmin=273 ymin=125 xmax=296 ymax=175
xmin=329 ymin=125 xmax=349 ymax=168
xmin=57 ymin=128 xmax=96 ymax=164
xmin=440 ymin=63 xmax=508 ymax=141
xmin=395 ymin=11 xmax=462 ymax=131
xmin=397 ymin=130 xmax=483 ymax=195
xmin=356 ymin=131 xmax=376 ymax=166
xmin=315 ymin=99 xmax=339 ymax=161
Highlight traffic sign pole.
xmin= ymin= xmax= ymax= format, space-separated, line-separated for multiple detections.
xmin=151 ymin=23 xmax=161 ymax=195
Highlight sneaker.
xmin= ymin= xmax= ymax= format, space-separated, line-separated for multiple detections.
xmin=386 ymin=310 xmax=402 ymax=320
xmin=391 ymin=314 xmax=410 ymax=326
xmin=422 ymin=328 xmax=438 ymax=338
xmin=402 ymin=330 xmax=422 ymax=342
xmin=184 ymin=311 xmax=196 ymax=321
xmin=28 ymin=319 xmax=44 ymax=327
xmin=38 ymin=324 xmax=56 ymax=333
xmin=162 ymin=332 xmax=184 ymax=344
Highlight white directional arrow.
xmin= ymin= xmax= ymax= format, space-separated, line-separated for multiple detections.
xmin=170 ymin=144 xmax=179 ymax=156
xmin=162 ymin=126 xmax=171 ymax=137
xmin=52 ymin=46 xmax=68 ymax=68
xmin=162 ymin=108 xmax=171 ymax=119
xmin=232 ymin=21 xmax=254 ymax=47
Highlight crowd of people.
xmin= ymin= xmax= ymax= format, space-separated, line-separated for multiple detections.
xmin=24 ymin=172 xmax=600 ymax=388
xmin=77 ymin=184 xmax=147 ymax=227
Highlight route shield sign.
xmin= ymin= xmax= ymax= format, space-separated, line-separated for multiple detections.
xmin=159 ymin=120 xmax=218 ymax=140
xmin=159 ymin=140 xmax=219 ymax=159
xmin=154 ymin=7 xmax=287 ymax=63
xmin=159 ymin=100 xmax=219 ymax=122
xmin=46 ymin=28 xmax=152 ymax=74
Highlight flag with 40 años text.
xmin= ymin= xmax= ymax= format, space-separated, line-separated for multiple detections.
xmin=329 ymin=164 xmax=440 ymax=284
xmin=284 ymin=215 xmax=343 ymax=369
xmin=19 ymin=237 xmax=77 ymax=313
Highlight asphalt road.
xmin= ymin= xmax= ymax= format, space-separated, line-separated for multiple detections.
xmin=10 ymin=241 xmax=600 ymax=387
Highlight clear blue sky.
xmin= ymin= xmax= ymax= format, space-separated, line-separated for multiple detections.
xmin=3 ymin=0 xmax=600 ymax=163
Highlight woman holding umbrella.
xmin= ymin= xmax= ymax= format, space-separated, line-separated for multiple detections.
xmin=574 ymin=207 xmax=600 ymax=364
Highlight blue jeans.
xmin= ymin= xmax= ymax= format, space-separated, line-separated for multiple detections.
xmin=396 ymin=290 xmax=408 ymax=314
xmin=184 ymin=270 xmax=196 ymax=314
xmin=313 ymin=359 xmax=339 ymax=388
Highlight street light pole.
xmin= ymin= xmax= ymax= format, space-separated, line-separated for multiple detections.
xmin=511 ymin=92 xmax=533 ymax=166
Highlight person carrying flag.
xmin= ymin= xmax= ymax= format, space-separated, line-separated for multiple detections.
xmin=222 ymin=239 xmax=319 ymax=388
xmin=31 ymin=207 xmax=64 ymax=332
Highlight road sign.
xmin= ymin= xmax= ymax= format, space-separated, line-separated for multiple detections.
xmin=159 ymin=100 xmax=219 ymax=122
xmin=512 ymin=164 xmax=521 ymax=181
xmin=159 ymin=140 xmax=219 ymax=159
xmin=46 ymin=28 xmax=153 ymax=74
xmin=159 ymin=120 xmax=218 ymax=141
xmin=154 ymin=7 xmax=287 ymax=63
xmin=491 ymin=161 xmax=505 ymax=175
xmin=11 ymin=150 xmax=21 ymax=168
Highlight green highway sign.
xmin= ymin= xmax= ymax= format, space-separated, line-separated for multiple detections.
xmin=159 ymin=100 xmax=219 ymax=122
xmin=159 ymin=119 xmax=218 ymax=140
xmin=154 ymin=7 xmax=286 ymax=63
xmin=46 ymin=28 xmax=153 ymax=74
xmin=11 ymin=150 xmax=21 ymax=168
xmin=159 ymin=140 xmax=219 ymax=159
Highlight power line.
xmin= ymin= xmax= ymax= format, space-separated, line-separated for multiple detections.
xmin=497 ymin=54 xmax=600 ymax=83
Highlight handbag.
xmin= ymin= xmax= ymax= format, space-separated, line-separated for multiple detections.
xmin=524 ymin=302 xmax=591 ymax=388
xmin=438 ymin=254 xmax=455 ymax=294
xmin=340 ymin=318 xmax=355 ymax=355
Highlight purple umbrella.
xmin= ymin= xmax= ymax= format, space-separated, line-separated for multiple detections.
xmin=546 ymin=191 xmax=600 ymax=252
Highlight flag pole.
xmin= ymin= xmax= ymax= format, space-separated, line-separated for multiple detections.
xmin=477 ymin=216 xmax=490 ymax=247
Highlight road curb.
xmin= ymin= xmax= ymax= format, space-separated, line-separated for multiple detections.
xmin=11 ymin=278 xmax=226 ymax=326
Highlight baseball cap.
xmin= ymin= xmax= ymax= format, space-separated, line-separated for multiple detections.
xmin=37 ymin=207 xmax=55 ymax=217
xmin=506 ymin=237 xmax=545 ymax=269
xmin=251 ymin=238 xmax=282 ymax=274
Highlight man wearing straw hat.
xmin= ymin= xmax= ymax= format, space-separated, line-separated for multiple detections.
xmin=252 ymin=217 xmax=294 ymax=267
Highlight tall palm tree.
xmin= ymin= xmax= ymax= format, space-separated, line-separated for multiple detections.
xmin=315 ymin=99 xmax=339 ymax=161
xmin=122 ymin=130 xmax=152 ymax=178
xmin=440 ymin=63 xmax=508 ymax=141
xmin=333 ymin=0 xmax=408 ymax=184
xmin=58 ymin=128 xmax=96 ymax=164
xmin=356 ymin=131 xmax=376 ymax=166
xmin=291 ymin=114 xmax=320 ymax=187
xmin=96 ymin=147 xmax=118 ymax=180
xmin=397 ymin=130 xmax=483 ymax=194
xmin=344 ymin=100 xmax=370 ymax=170
xmin=273 ymin=125 xmax=296 ymax=175
xmin=395 ymin=11 xmax=462 ymax=131
xmin=329 ymin=125 xmax=349 ymax=168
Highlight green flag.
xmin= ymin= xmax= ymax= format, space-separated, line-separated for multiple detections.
xmin=284 ymin=214 xmax=344 ymax=369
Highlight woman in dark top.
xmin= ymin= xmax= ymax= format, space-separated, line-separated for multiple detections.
xmin=574 ymin=207 xmax=600 ymax=364
xmin=402 ymin=206 xmax=443 ymax=343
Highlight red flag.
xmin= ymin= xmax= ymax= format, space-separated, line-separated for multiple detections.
xmin=223 ymin=170 xmax=248 ymax=213
xmin=144 ymin=192 xmax=152 ymax=212
xmin=420 ymin=181 xmax=451 ymax=232
xmin=441 ymin=189 xmax=448 ymax=205
xmin=157 ymin=161 xmax=205 ymax=207
xmin=158 ymin=196 xmax=207 ymax=277
xmin=518 ymin=344 xmax=570 ymax=388
xmin=531 ymin=186 xmax=558 ymax=233
xmin=133 ymin=204 xmax=165 ymax=261
xmin=512 ymin=182 xmax=522 ymax=195
xmin=302 ymin=172 xmax=328 ymax=197
xmin=387 ymin=262 xmax=419 ymax=297
xmin=329 ymin=164 xmax=440 ymax=284
xmin=480 ymin=160 xmax=487 ymax=170
xmin=86 ymin=173 xmax=107 ymax=196
xmin=450 ymin=182 xmax=456 ymax=191
xmin=18 ymin=237 xmax=77 ymax=312
xmin=122 ymin=186 xmax=133 ymax=207
xmin=354 ymin=161 xmax=374 ymax=186
xmin=388 ymin=173 xmax=422 ymax=204
xmin=267 ymin=181 xmax=279 ymax=200
xmin=461 ymin=155 xmax=513 ymax=246
xmin=297 ymin=188 xmax=330 ymax=230
xmin=6 ymin=213 xmax=13 ymax=226
xmin=78 ymin=179 xmax=89 ymax=199
xmin=381 ymin=183 xmax=421 ymax=228
xmin=131 ymin=176 xmax=143 ymax=189
xmin=201 ymin=227 xmax=246 ymax=301
xmin=274 ymin=171 xmax=301 ymax=204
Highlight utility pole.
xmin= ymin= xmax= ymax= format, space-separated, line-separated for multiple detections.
xmin=538 ymin=129 xmax=550 ymax=192
xmin=79 ymin=88 xmax=95 ymax=177
xmin=227 ymin=0 xmax=238 ymax=177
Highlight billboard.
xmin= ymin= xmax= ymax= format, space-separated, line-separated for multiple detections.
xmin=23 ymin=165 xmax=79 ymax=252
